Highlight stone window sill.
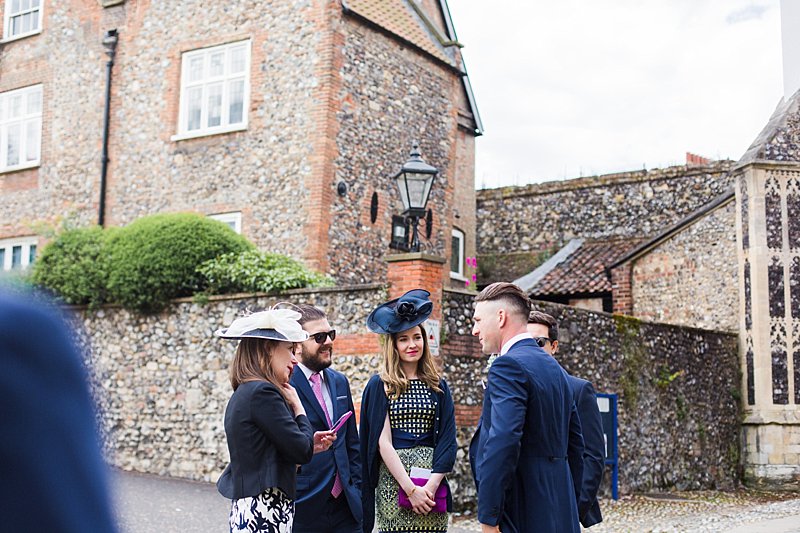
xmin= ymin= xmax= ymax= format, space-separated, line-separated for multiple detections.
xmin=0 ymin=161 xmax=39 ymax=174
xmin=0 ymin=29 xmax=42 ymax=44
xmin=171 ymin=123 xmax=248 ymax=142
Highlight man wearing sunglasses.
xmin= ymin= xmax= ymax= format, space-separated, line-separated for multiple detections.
xmin=290 ymin=304 xmax=362 ymax=533
xmin=527 ymin=311 xmax=604 ymax=529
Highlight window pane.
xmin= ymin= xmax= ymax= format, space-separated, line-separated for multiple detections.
xmin=228 ymin=79 xmax=244 ymax=124
xmin=9 ymin=95 xmax=22 ymax=118
xmin=28 ymin=244 xmax=36 ymax=264
xmin=187 ymin=87 xmax=202 ymax=131
xmin=27 ymin=89 xmax=42 ymax=115
xmin=32 ymin=0 xmax=40 ymax=7
xmin=0 ymin=249 xmax=5 ymax=270
xmin=230 ymin=47 xmax=246 ymax=74
xmin=188 ymin=56 xmax=204 ymax=83
xmin=451 ymin=235 xmax=461 ymax=273
xmin=31 ymin=10 xmax=38 ymax=31
xmin=11 ymin=17 xmax=19 ymax=36
xmin=210 ymin=52 xmax=224 ymax=77
xmin=11 ymin=246 xmax=22 ymax=270
xmin=20 ymin=0 xmax=30 ymax=10
xmin=11 ymin=0 xmax=20 ymax=13
xmin=7 ymin=123 xmax=21 ymax=166
xmin=207 ymin=84 xmax=222 ymax=127
xmin=25 ymin=119 xmax=40 ymax=162
xmin=20 ymin=13 xmax=30 ymax=34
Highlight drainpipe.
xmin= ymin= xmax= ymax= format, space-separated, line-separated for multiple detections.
xmin=99 ymin=29 xmax=118 ymax=227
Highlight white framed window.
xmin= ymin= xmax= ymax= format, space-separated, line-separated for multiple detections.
xmin=0 ymin=84 xmax=42 ymax=173
xmin=208 ymin=212 xmax=242 ymax=234
xmin=174 ymin=40 xmax=250 ymax=141
xmin=0 ymin=236 xmax=37 ymax=271
xmin=450 ymin=228 xmax=465 ymax=279
xmin=3 ymin=0 xmax=42 ymax=41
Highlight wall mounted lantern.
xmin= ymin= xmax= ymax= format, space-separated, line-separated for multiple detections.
xmin=390 ymin=142 xmax=437 ymax=252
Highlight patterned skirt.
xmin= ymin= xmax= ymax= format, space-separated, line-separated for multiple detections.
xmin=376 ymin=446 xmax=448 ymax=533
xmin=229 ymin=487 xmax=294 ymax=533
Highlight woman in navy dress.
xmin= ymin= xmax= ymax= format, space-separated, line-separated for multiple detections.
xmin=359 ymin=290 xmax=457 ymax=533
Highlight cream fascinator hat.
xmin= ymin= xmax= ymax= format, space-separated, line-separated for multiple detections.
xmin=215 ymin=307 xmax=309 ymax=342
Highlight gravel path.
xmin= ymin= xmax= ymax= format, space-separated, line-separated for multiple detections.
xmin=452 ymin=490 xmax=800 ymax=532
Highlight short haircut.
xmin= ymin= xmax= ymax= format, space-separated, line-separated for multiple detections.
xmin=295 ymin=304 xmax=326 ymax=326
xmin=475 ymin=282 xmax=531 ymax=320
xmin=528 ymin=310 xmax=559 ymax=341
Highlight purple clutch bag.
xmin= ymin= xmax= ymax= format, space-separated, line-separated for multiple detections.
xmin=397 ymin=477 xmax=447 ymax=513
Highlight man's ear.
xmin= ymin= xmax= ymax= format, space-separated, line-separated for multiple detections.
xmin=497 ymin=308 xmax=507 ymax=328
xmin=551 ymin=340 xmax=559 ymax=354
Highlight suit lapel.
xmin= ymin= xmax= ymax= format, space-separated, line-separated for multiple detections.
xmin=323 ymin=368 xmax=338 ymax=420
xmin=291 ymin=370 xmax=327 ymax=424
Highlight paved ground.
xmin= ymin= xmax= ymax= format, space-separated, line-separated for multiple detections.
xmin=113 ymin=470 xmax=800 ymax=533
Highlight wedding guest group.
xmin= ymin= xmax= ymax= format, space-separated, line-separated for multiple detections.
xmin=214 ymin=286 xmax=602 ymax=532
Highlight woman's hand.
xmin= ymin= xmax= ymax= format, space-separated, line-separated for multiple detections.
xmin=281 ymin=383 xmax=305 ymax=417
xmin=313 ymin=430 xmax=336 ymax=454
xmin=405 ymin=484 xmax=435 ymax=515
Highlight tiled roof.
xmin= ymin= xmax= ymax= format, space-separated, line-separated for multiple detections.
xmin=519 ymin=239 xmax=644 ymax=297
xmin=344 ymin=0 xmax=455 ymax=66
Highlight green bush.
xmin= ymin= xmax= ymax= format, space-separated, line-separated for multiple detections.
xmin=197 ymin=249 xmax=334 ymax=296
xmin=31 ymin=226 xmax=113 ymax=308
xmin=106 ymin=213 xmax=254 ymax=312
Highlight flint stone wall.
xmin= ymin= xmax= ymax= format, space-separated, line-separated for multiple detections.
xmin=74 ymin=287 xmax=740 ymax=511
xmin=475 ymin=162 xmax=734 ymax=282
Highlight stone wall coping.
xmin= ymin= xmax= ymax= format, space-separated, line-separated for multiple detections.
xmin=476 ymin=161 xmax=734 ymax=201
xmin=533 ymin=298 xmax=739 ymax=338
xmin=733 ymin=160 xmax=800 ymax=172
xmin=61 ymin=283 xmax=388 ymax=311
xmin=443 ymin=287 xmax=478 ymax=297
xmin=386 ymin=252 xmax=446 ymax=264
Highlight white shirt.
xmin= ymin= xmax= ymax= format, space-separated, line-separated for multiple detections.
xmin=297 ymin=362 xmax=333 ymax=418
xmin=500 ymin=332 xmax=533 ymax=355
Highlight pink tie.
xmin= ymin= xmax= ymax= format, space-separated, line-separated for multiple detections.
xmin=309 ymin=372 xmax=343 ymax=498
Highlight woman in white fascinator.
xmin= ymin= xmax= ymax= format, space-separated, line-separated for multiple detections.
xmin=215 ymin=307 xmax=336 ymax=533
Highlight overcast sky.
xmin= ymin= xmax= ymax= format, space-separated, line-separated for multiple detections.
xmin=446 ymin=0 xmax=784 ymax=189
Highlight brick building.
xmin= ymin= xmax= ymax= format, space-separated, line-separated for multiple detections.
xmin=0 ymin=0 xmax=481 ymax=286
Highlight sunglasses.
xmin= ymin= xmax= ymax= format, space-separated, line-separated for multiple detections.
xmin=532 ymin=336 xmax=552 ymax=348
xmin=310 ymin=330 xmax=336 ymax=344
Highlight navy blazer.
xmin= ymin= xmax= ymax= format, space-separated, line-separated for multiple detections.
xmin=0 ymin=294 xmax=117 ymax=533
xmin=217 ymin=380 xmax=314 ymax=500
xmin=290 ymin=367 xmax=363 ymax=528
xmin=568 ymin=375 xmax=604 ymax=528
xmin=469 ymin=339 xmax=584 ymax=533
xmin=359 ymin=374 xmax=457 ymax=533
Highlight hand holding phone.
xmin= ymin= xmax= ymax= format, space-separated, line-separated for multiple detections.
xmin=330 ymin=410 xmax=353 ymax=433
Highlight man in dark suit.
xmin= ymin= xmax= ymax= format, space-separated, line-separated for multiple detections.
xmin=469 ymin=283 xmax=584 ymax=533
xmin=528 ymin=311 xmax=604 ymax=528
xmin=290 ymin=304 xmax=362 ymax=533
xmin=0 ymin=292 xmax=117 ymax=532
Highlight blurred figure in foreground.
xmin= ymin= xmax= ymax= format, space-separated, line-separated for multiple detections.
xmin=0 ymin=292 xmax=118 ymax=532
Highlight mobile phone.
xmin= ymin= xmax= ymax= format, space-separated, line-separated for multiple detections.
xmin=330 ymin=411 xmax=353 ymax=433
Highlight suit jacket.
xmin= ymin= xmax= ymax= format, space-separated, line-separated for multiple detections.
xmin=217 ymin=380 xmax=314 ymax=500
xmin=469 ymin=339 xmax=584 ymax=533
xmin=359 ymin=374 xmax=457 ymax=533
xmin=568 ymin=375 xmax=604 ymax=528
xmin=290 ymin=367 xmax=363 ymax=528
xmin=0 ymin=294 xmax=117 ymax=532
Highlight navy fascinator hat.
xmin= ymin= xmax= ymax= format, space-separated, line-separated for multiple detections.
xmin=366 ymin=289 xmax=433 ymax=335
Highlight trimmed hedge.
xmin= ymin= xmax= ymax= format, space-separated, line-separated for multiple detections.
xmin=197 ymin=249 xmax=334 ymax=296
xmin=31 ymin=226 xmax=113 ymax=308
xmin=106 ymin=213 xmax=254 ymax=312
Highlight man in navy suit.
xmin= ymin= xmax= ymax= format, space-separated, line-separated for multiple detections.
xmin=469 ymin=283 xmax=584 ymax=533
xmin=290 ymin=304 xmax=362 ymax=533
xmin=0 ymin=292 xmax=117 ymax=532
xmin=528 ymin=311 xmax=604 ymax=528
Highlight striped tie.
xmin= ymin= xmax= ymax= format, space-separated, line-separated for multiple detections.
xmin=309 ymin=372 xmax=343 ymax=498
